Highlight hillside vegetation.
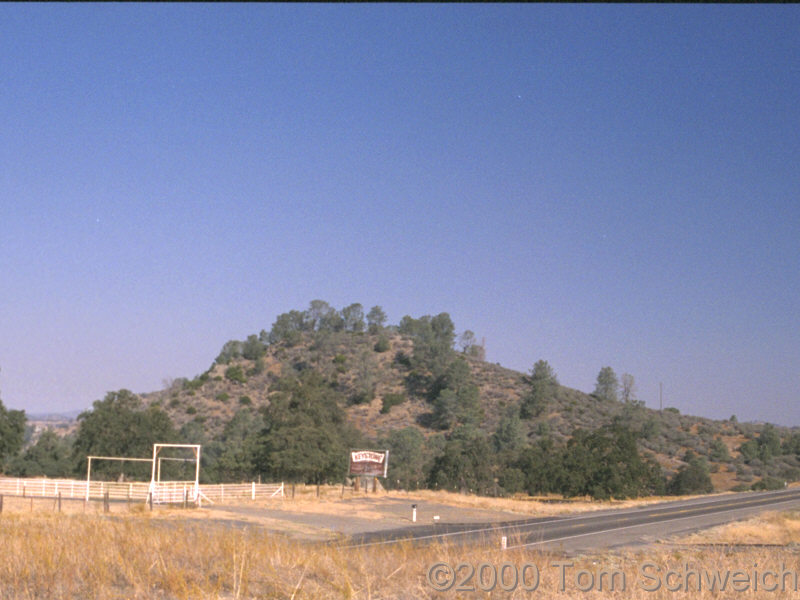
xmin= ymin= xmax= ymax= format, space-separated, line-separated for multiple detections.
xmin=3 ymin=300 xmax=800 ymax=499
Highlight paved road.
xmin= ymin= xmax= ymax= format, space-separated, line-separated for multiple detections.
xmin=347 ymin=488 xmax=800 ymax=553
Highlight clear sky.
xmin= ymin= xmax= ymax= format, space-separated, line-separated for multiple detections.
xmin=1 ymin=5 xmax=798 ymax=425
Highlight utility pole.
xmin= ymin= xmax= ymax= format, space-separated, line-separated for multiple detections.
xmin=659 ymin=382 xmax=663 ymax=412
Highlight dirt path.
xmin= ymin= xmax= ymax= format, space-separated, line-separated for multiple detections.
xmin=205 ymin=495 xmax=525 ymax=539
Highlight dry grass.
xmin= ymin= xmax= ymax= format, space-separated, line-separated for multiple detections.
xmin=677 ymin=509 xmax=800 ymax=546
xmin=1 ymin=507 xmax=799 ymax=599
xmin=397 ymin=488 xmax=710 ymax=517
xmin=3 ymin=491 xmax=798 ymax=598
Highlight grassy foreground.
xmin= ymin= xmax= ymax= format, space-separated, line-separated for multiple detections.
xmin=1 ymin=505 xmax=800 ymax=599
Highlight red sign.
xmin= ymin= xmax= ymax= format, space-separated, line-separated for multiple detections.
xmin=349 ymin=449 xmax=389 ymax=477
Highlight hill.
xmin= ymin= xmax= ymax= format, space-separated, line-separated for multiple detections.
xmin=10 ymin=300 xmax=799 ymax=497
xmin=132 ymin=301 xmax=800 ymax=494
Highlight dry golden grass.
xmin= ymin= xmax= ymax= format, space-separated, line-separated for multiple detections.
xmin=396 ymin=488 xmax=709 ymax=517
xmin=278 ymin=484 xmax=696 ymax=512
xmin=677 ymin=509 xmax=800 ymax=546
xmin=3 ymin=490 xmax=798 ymax=598
xmin=1 ymin=508 xmax=800 ymax=599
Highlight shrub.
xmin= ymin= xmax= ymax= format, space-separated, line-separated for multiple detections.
xmin=709 ymin=438 xmax=730 ymax=462
xmin=380 ymin=393 xmax=405 ymax=414
xmin=394 ymin=351 xmax=411 ymax=368
xmin=183 ymin=377 xmax=205 ymax=392
xmin=239 ymin=396 xmax=252 ymax=406
xmin=225 ymin=365 xmax=247 ymax=384
xmin=216 ymin=392 xmax=230 ymax=403
xmin=752 ymin=477 xmax=785 ymax=491
xmin=332 ymin=355 xmax=347 ymax=374
xmin=668 ymin=457 xmax=713 ymax=495
xmin=499 ymin=467 xmax=526 ymax=495
xmin=349 ymin=390 xmax=373 ymax=406
xmin=374 ymin=336 xmax=390 ymax=353
xmin=247 ymin=359 xmax=265 ymax=377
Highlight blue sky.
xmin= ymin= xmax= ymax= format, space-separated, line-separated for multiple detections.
xmin=1 ymin=5 xmax=798 ymax=425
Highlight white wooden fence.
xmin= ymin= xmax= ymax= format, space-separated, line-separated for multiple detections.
xmin=0 ymin=477 xmax=284 ymax=503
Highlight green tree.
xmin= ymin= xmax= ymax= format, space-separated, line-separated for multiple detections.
xmin=739 ymin=439 xmax=759 ymax=462
xmin=516 ymin=436 xmax=562 ymax=495
xmin=458 ymin=330 xmax=485 ymax=360
xmin=757 ymin=424 xmax=781 ymax=461
xmin=350 ymin=349 xmax=378 ymax=406
xmin=430 ymin=358 xmax=482 ymax=430
xmin=268 ymin=310 xmax=308 ymax=346
xmin=215 ymin=340 xmax=243 ymax=364
xmin=520 ymin=360 xmax=558 ymax=419
xmin=241 ymin=334 xmax=267 ymax=361
xmin=72 ymin=390 xmax=177 ymax=480
xmin=620 ymin=373 xmax=638 ymax=404
xmin=211 ymin=408 xmax=264 ymax=482
xmin=405 ymin=313 xmax=455 ymax=374
xmin=0 ymin=397 xmax=25 ymax=470
xmin=384 ymin=427 xmax=427 ymax=490
xmin=782 ymin=432 xmax=800 ymax=456
xmin=594 ymin=366 xmax=619 ymax=402
xmin=8 ymin=430 xmax=72 ymax=477
xmin=428 ymin=426 xmax=494 ymax=494
xmin=493 ymin=406 xmax=526 ymax=453
xmin=341 ymin=303 xmax=365 ymax=333
xmin=558 ymin=425 xmax=664 ymax=499
xmin=366 ymin=305 xmax=387 ymax=333
xmin=255 ymin=372 xmax=361 ymax=483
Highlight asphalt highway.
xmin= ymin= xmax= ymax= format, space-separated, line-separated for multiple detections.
xmin=346 ymin=488 xmax=800 ymax=553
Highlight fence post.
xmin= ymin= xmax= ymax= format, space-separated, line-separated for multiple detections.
xmin=104 ymin=490 xmax=109 ymax=513
xmin=0 ymin=494 xmax=3 ymax=514
xmin=252 ymin=481 xmax=256 ymax=500
xmin=58 ymin=492 xmax=62 ymax=513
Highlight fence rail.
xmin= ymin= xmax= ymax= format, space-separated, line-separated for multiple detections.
xmin=0 ymin=478 xmax=284 ymax=503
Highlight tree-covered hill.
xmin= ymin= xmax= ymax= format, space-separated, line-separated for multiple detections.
xmin=4 ymin=300 xmax=800 ymax=498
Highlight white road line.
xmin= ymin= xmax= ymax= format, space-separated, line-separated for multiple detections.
xmin=508 ymin=496 xmax=800 ymax=550
xmin=344 ymin=490 xmax=800 ymax=549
